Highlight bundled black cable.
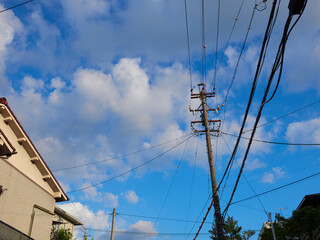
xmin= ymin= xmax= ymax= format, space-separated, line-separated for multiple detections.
xmin=217 ymin=0 xmax=281 ymax=197
xmin=223 ymin=0 xmax=308 ymax=217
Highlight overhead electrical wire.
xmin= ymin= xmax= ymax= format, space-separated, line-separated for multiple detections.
xmin=221 ymin=162 xmax=320 ymax=192
xmin=67 ymin=134 xmax=194 ymax=194
xmin=220 ymin=135 xmax=268 ymax=216
xmin=116 ymin=214 xmax=168 ymax=240
xmin=213 ymin=0 xmax=221 ymax=90
xmin=185 ymin=137 xmax=199 ymax=233
xmin=230 ymin=169 xmax=320 ymax=205
xmin=201 ymin=0 xmax=207 ymax=85
xmin=155 ymin=137 xmax=190 ymax=225
xmin=52 ymin=134 xmax=191 ymax=172
xmin=87 ymin=227 xmax=210 ymax=236
xmin=192 ymin=197 xmax=215 ymax=240
xmin=243 ymin=99 xmax=320 ymax=133
xmin=221 ymin=131 xmax=320 ymax=146
xmin=211 ymin=0 xmax=245 ymax=89
xmin=223 ymin=0 xmax=308 ymax=217
xmin=0 ymin=0 xmax=35 ymax=14
xmin=185 ymin=194 xmax=211 ymax=240
xmin=218 ymin=0 xmax=281 ymax=206
xmin=220 ymin=3 xmax=257 ymax=131
xmin=184 ymin=0 xmax=193 ymax=91
xmin=117 ymin=212 xmax=212 ymax=225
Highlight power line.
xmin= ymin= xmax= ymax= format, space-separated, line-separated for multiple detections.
xmin=220 ymin=134 xmax=268 ymax=217
xmin=87 ymin=227 xmax=259 ymax=235
xmin=220 ymin=4 xmax=257 ymax=131
xmin=116 ymin=214 xmax=169 ymax=240
xmin=192 ymin=197 xmax=214 ymax=240
xmin=117 ymin=213 xmax=212 ymax=225
xmin=221 ymin=131 xmax=320 ymax=146
xmin=67 ymin=134 xmax=194 ymax=194
xmin=213 ymin=0 xmax=221 ymax=89
xmin=201 ymin=0 xmax=207 ymax=85
xmin=0 ymin=0 xmax=35 ymax=14
xmin=243 ymin=98 xmax=320 ymax=133
xmin=87 ymin=227 xmax=210 ymax=236
xmin=184 ymin=0 xmax=193 ymax=91
xmin=223 ymin=0 xmax=308 ymax=217
xmin=155 ymin=137 xmax=190 ymax=224
xmin=185 ymin=194 xmax=211 ymax=240
xmin=218 ymin=0 xmax=280 ymax=198
xmin=52 ymin=134 xmax=191 ymax=172
xmin=231 ymin=170 xmax=320 ymax=205
xmin=185 ymin=137 xmax=199 ymax=232
xmin=211 ymin=0 xmax=245 ymax=89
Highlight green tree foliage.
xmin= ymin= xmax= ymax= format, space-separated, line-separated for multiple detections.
xmin=242 ymin=230 xmax=255 ymax=240
xmin=261 ymin=206 xmax=320 ymax=240
xmin=84 ymin=236 xmax=94 ymax=240
xmin=210 ymin=216 xmax=255 ymax=240
xmin=50 ymin=228 xmax=73 ymax=240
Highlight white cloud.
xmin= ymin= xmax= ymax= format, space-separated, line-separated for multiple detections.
xmin=286 ymin=118 xmax=320 ymax=146
xmin=97 ymin=220 xmax=158 ymax=240
xmin=104 ymin=192 xmax=119 ymax=208
xmin=245 ymin=158 xmax=267 ymax=171
xmin=128 ymin=220 xmax=157 ymax=233
xmin=124 ymin=190 xmax=139 ymax=204
xmin=57 ymin=202 xmax=109 ymax=229
xmin=50 ymin=77 xmax=66 ymax=89
xmin=262 ymin=167 xmax=285 ymax=184
xmin=5 ymin=58 xmax=191 ymax=184
xmin=225 ymin=46 xmax=238 ymax=67
xmin=0 ymin=4 xmax=22 ymax=94
xmin=262 ymin=172 xmax=275 ymax=184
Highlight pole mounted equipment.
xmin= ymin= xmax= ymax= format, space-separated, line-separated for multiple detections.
xmin=190 ymin=83 xmax=225 ymax=240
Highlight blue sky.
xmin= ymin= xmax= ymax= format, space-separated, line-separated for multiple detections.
xmin=1 ymin=0 xmax=320 ymax=239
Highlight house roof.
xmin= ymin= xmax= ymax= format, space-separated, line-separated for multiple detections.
xmin=0 ymin=97 xmax=68 ymax=202
xmin=54 ymin=206 xmax=83 ymax=226
xmin=297 ymin=193 xmax=320 ymax=210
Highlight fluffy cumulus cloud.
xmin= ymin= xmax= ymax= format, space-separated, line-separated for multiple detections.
xmin=124 ymin=190 xmax=139 ymax=204
xmin=245 ymin=158 xmax=267 ymax=171
xmin=262 ymin=167 xmax=286 ymax=184
xmin=285 ymin=118 xmax=320 ymax=146
xmin=97 ymin=220 xmax=158 ymax=240
xmin=104 ymin=192 xmax=119 ymax=208
xmin=0 ymin=4 xmax=22 ymax=93
xmin=3 ymin=57 xmax=194 ymax=191
xmin=57 ymin=202 xmax=109 ymax=229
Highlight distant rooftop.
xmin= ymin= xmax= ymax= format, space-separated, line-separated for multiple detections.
xmin=297 ymin=193 xmax=320 ymax=210
xmin=54 ymin=206 xmax=83 ymax=226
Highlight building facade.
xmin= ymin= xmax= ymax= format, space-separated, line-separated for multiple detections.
xmin=0 ymin=98 xmax=69 ymax=240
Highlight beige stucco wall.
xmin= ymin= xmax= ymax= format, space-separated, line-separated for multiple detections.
xmin=0 ymin=159 xmax=55 ymax=240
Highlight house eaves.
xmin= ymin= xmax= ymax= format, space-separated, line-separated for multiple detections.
xmin=0 ymin=97 xmax=68 ymax=202
xmin=54 ymin=206 xmax=83 ymax=226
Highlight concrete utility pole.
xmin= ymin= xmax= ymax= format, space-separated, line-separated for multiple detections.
xmin=190 ymin=83 xmax=225 ymax=240
xmin=268 ymin=213 xmax=277 ymax=240
xmin=110 ymin=208 xmax=116 ymax=240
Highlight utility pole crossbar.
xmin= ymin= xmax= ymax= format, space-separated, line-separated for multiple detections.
xmin=190 ymin=83 xmax=225 ymax=240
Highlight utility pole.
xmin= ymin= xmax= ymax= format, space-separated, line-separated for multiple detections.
xmin=110 ymin=208 xmax=116 ymax=240
xmin=268 ymin=213 xmax=277 ymax=240
xmin=190 ymin=83 xmax=225 ymax=240
xmin=80 ymin=227 xmax=91 ymax=240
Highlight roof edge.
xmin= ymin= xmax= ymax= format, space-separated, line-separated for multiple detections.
xmin=55 ymin=206 xmax=84 ymax=226
xmin=0 ymin=97 xmax=69 ymax=201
